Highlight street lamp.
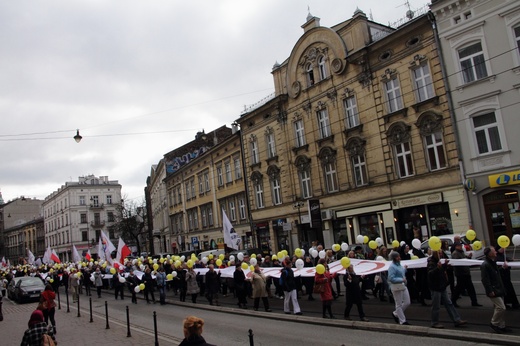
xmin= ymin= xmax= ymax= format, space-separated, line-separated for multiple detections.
xmin=73 ymin=129 xmax=82 ymax=143
xmin=293 ymin=201 xmax=305 ymax=247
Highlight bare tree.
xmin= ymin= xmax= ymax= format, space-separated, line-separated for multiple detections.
xmin=109 ymin=198 xmax=148 ymax=256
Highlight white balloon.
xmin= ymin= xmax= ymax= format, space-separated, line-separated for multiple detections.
xmin=90 ymin=274 xmax=95 ymax=283
xmin=376 ymin=237 xmax=384 ymax=246
xmin=376 ymin=256 xmax=385 ymax=261
xmin=180 ymin=256 xmax=186 ymax=262
xmin=319 ymin=250 xmax=326 ymax=259
xmin=356 ymin=235 xmax=364 ymax=244
xmin=250 ymin=258 xmax=257 ymax=266
xmin=341 ymin=243 xmax=349 ymax=252
xmin=295 ymin=259 xmax=304 ymax=270
xmin=153 ymin=259 xmax=158 ymax=264
xmin=311 ymin=249 xmax=319 ymax=258
xmin=229 ymin=255 xmax=235 ymax=262
xmin=411 ymin=239 xmax=421 ymax=250
xmin=119 ymin=276 xmax=126 ymax=283
xmin=300 ymin=248 xmax=306 ymax=257
xmin=202 ymin=257 xmax=209 ymax=264
xmin=513 ymin=234 xmax=520 ymax=246
xmin=134 ymin=286 xmax=141 ymax=293
xmin=140 ymin=265 xmax=145 ymax=271
xmin=237 ymin=252 xmax=244 ymax=261
xmin=400 ymin=241 xmax=406 ymax=247
xmin=172 ymin=271 xmax=178 ymax=278
xmin=132 ymin=259 xmax=138 ymax=265
xmin=74 ymin=273 xmax=79 ymax=279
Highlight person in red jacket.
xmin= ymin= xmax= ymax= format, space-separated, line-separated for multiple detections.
xmin=314 ymin=258 xmax=337 ymax=318
xmin=39 ymin=284 xmax=57 ymax=334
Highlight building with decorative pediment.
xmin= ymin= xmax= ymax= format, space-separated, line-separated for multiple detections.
xmin=236 ymin=8 xmax=465 ymax=252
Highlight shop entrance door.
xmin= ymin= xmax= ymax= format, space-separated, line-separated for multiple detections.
xmin=483 ymin=190 xmax=520 ymax=245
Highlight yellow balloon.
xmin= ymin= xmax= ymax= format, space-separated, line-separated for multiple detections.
xmin=332 ymin=244 xmax=341 ymax=252
xmin=392 ymin=240 xmax=400 ymax=248
xmin=139 ymin=283 xmax=145 ymax=290
xmin=368 ymin=240 xmax=377 ymax=250
xmin=295 ymin=248 xmax=302 ymax=257
xmin=241 ymin=262 xmax=248 ymax=270
xmin=249 ymin=265 xmax=255 ymax=271
xmin=208 ymin=254 xmax=214 ymax=260
xmin=316 ymin=264 xmax=325 ymax=275
xmin=216 ymin=259 xmax=222 ymax=267
xmin=159 ymin=258 xmax=165 ymax=263
xmin=174 ymin=260 xmax=181 ymax=268
xmin=219 ymin=254 xmax=225 ymax=260
xmin=466 ymin=229 xmax=476 ymax=241
xmin=166 ymin=274 xmax=173 ymax=280
xmin=277 ymin=252 xmax=284 ymax=260
xmin=76 ymin=272 xmax=82 ymax=277
xmin=363 ymin=236 xmax=369 ymax=244
xmin=187 ymin=260 xmax=194 ymax=268
xmin=153 ymin=263 xmax=159 ymax=271
xmin=411 ymin=255 xmax=419 ymax=260
xmin=428 ymin=236 xmax=442 ymax=251
xmin=110 ymin=267 xmax=116 ymax=274
xmin=498 ymin=235 xmax=510 ymax=248
xmin=251 ymin=254 xmax=256 ymax=259
xmin=472 ymin=240 xmax=482 ymax=251
xmin=272 ymin=255 xmax=278 ymax=260
xmin=340 ymin=257 xmax=351 ymax=269
xmin=49 ymin=279 xmax=54 ymax=283
xmin=282 ymin=250 xmax=288 ymax=257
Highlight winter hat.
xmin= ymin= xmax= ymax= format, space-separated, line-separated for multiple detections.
xmin=28 ymin=309 xmax=44 ymax=328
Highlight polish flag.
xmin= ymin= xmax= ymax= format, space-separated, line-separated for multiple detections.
xmin=115 ymin=237 xmax=131 ymax=265
xmin=1 ymin=256 xmax=6 ymax=268
xmin=85 ymin=249 xmax=92 ymax=261
xmin=51 ymin=249 xmax=61 ymax=264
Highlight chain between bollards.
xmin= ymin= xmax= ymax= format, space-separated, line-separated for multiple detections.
xmin=153 ymin=311 xmax=159 ymax=346
xmin=248 ymin=329 xmax=254 ymax=346
xmin=105 ymin=301 xmax=110 ymax=329
xmin=126 ymin=305 xmax=131 ymax=337
xmin=89 ymin=297 xmax=93 ymax=323
xmin=76 ymin=295 xmax=80 ymax=317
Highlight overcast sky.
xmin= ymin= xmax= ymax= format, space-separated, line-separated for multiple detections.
xmin=0 ymin=0 xmax=429 ymax=204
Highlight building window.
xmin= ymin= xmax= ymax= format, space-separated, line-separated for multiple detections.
xmin=458 ymin=42 xmax=487 ymax=84
xmin=234 ymin=158 xmax=242 ymax=179
xmin=352 ymin=154 xmax=368 ymax=187
xmin=177 ymin=187 xmax=182 ymax=203
xmin=324 ymin=162 xmax=338 ymax=193
xmin=473 ymin=112 xmax=502 ymax=154
xmin=294 ymin=120 xmax=306 ymax=147
xmin=217 ymin=167 xmax=223 ymax=186
xmin=204 ymin=172 xmax=210 ymax=191
xmin=317 ymin=109 xmax=331 ymax=139
xmin=107 ymin=211 xmax=115 ymax=222
xmin=306 ymin=63 xmax=314 ymax=87
xmin=79 ymin=196 xmax=86 ymax=206
xmin=185 ymin=182 xmax=191 ymax=200
xmin=188 ymin=213 xmax=193 ymax=230
xmin=384 ymin=78 xmax=403 ymax=113
xmin=191 ymin=179 xmax=196 ymax=198
xmin=193 ymin=210 xmax=198 ymax=229
xmin=267 ymin=132 xmax=276 ymax=158
xmin=343 ymin=96 xmax=359 ymax=129
xmin=80 ymin=213 xmax=87 ymax=224
xmin=229 ymin=200 xmax=236 ymax=221
xmin=254 ymin=182 xmax=264 ymax=209
xmin=202 ymin=208 xmax=207 ymax=227
xmin=296 ymin=156 xmax=312 ymax=199
xmin=82 ymin=231 xmax=88 ymax=242
xmin=318 ymin=55 xmax=327 ymax=81
xmin=92 ymin=196 xmax=99 ymax=207
xmin=271 ymin=177 xmax=282 ymax=205
xmin=106 ymin=195 xmax=112 ymax=204
xmin=238 ymin=198 xmax=246 ymax=220
xmin=251 ymin=140 xmax=259 ymax=164
xmin=208 ymin=206 xmax=214 ymax=226
xmin=424 ymin=132 xmax=447 ymax=171
xmin=395 ymin=142 xmax=414 ymax=178
xmin=225 ymin=161 xmax=232 ymax=183
xmin=199 ymin=175 xmax=204 ymax=194
xmin=515 ymin=26 xmax=520 ymax=56
xmin=413 ymin=64 xmax=434 ymax=102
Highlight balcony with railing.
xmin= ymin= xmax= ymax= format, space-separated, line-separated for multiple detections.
xmin=90 ymin=220 xmax=106 ymax=228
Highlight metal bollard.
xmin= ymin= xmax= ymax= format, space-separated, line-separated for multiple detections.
xmin=66 ymin=290 xmax=70 ymax=313
xmin=248 ymin=329 xmax=254 ymax=346
xmin=0 ymin=296 xmax=3 ymax=322
xmin=126 ymin=306 xmax=131 ymax=337
xmin=105 ymin=301 xmax=110 ymax=329
xmin=77 ymin=295 xmax=80 ymax=317
xmin=153 ymin=311 xmax=159 ymax=346
xmin=89 ymin=297 xmax=93 ymax=323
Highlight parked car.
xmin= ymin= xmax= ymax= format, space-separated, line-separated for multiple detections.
xmin=7 ymin=276 xmax=45 ymax=303
xmin=420 ymin=234 xmax=485 ymax=259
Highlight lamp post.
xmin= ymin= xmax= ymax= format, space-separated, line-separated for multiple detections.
xmin=293 ymin=201 xmax=305 ymax=248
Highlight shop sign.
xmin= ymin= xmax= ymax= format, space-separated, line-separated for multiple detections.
xmin=396 ymin=193 xmax=442 ymax=208
xmin=488 ymin=170 xmax=520 ymax=188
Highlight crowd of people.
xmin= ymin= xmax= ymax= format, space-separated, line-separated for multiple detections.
xmin=2 ymin=235 xmax=520 ymax=344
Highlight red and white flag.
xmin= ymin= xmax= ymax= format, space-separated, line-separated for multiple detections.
xmin=101 ymin=230 xmax=116 ymax=263
xmin=85 ymin=249 xmax=92 ymax=261
xmin=42 ymin=245 xmax=52 ymax=264
xmin=1 ymin=256 xmax=6 ymax=268
xmin=115 ymin=237 xmax=131 ymax=265
xmin=51 ymin=249 xmax=61 ymax=264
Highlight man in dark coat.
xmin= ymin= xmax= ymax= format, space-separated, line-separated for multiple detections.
xmin=451 ymin=242 xmax=481 ymax=307
xmin=280 ymin=259 xmax=302 ymax=315
xmin=343 ymin=265 xmax=368 ymax=321
xmin=481 ymin=246 xmax=510 ymax=333
xmin=205 ymin=265 xmax=221 ymax=306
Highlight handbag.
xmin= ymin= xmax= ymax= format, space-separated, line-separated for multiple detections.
xmin=313 ymin=281 xmax=326 ymax=294
xmin=42 ymin=333 xmax=56 ymax=346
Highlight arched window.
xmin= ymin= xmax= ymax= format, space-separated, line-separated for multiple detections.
xmin=318 ymin=55 xmax=327 ymax=81
xmin=306 ymin=63 xmax=314 ymax=87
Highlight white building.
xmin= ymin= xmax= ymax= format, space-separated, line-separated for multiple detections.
xmin=431 ymin=0 xmax=520 ymax=245
xmin=43 ymin=175 xmax=122 ymax=262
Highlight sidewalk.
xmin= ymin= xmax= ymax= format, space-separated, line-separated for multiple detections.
xmin=1 ymin=296 xmax=176 ymax=346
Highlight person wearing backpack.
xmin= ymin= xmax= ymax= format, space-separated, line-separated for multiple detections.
xmin=280 ymin=258 xmax=302 ymax=315
xmin=20 ymin=309 xmax=57 ymax=346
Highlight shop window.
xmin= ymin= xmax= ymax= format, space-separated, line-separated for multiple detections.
xmin=359 ymin=214 xmax=381 ymax=240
